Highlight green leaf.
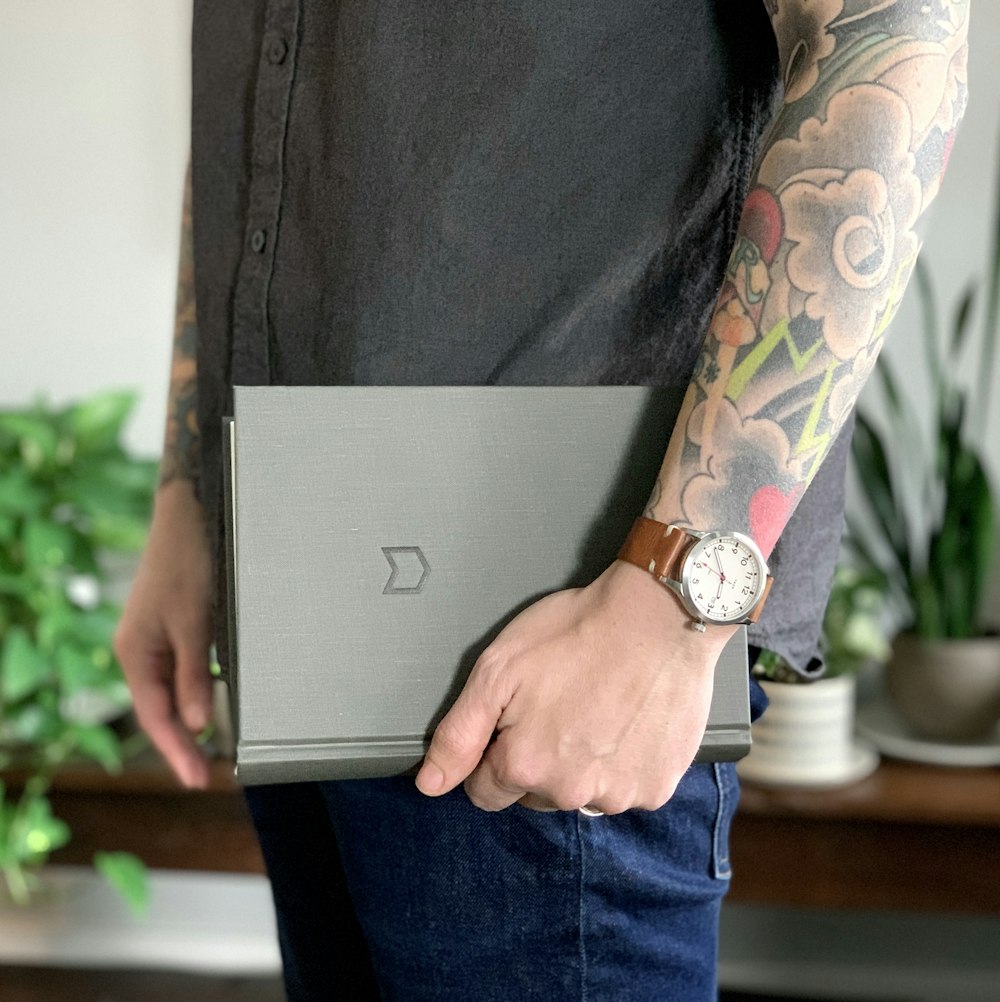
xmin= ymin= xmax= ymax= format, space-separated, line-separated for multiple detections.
xmin=88 ymin=511 xmax=149 ymax=552
xmin=69 ymin=723 xmax=122 ymax=772
xmin=0 ymin=514 xmax=16 ymax=542
xmin=2 ymin=701 xmax=60 ymax=744
xmin=0 ymin=413 xmax=59 ymax=469
xmin=94 ymin=851 xmax=149 ymax=917
xmin=23 ymin=520 xmax=75 ymax=571
xmin=1 ymin=626 xmax=50 ymax=702
xmin=55 ymin=645 xmax=104 ymax=696
xmin=0 ymin=573 xmax=32 ymax=598
xmin=64 ymin=605 xmax=120 ymax=649
xmin=0 ymin=468 xmax=45 ymax=517
xmin=15 ymin=792 xmax=71 ymax=864
xmin=66 ymin=391 xmax=137 ymax=454
xmin=35 ymin=601 xmax=79 ymax=652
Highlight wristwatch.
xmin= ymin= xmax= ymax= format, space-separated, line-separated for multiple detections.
xmin=617 ymin=516 xmax=773 ymax=632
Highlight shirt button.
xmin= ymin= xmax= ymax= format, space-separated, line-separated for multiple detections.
xmin=267 ymin=37 xmax=288 ymax=65
xmin=250 ymin=229 xmax=267 ymax=253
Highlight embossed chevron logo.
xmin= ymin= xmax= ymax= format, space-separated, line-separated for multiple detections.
xmin=381 ymin=546 xmax=431 ymax=594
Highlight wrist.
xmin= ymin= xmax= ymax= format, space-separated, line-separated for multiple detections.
xmin=600 ymin=559 xmax=739 ymax=649
xmin=150 ymin=478 xmax=206 ymax=537
xmin=615 ymin=516 xmax=771 ymax=631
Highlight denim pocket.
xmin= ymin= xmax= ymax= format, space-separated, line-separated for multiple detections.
xmin=710 ymin=762 xmax=738 ymax=880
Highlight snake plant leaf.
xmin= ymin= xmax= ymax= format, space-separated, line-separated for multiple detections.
xmin=843 ymin=517 xmax=892 ymax=585
xmin=851 ymin=413 xmax=910 ymax=571
xmin=911 ymin=573 xmax=943 ymax=639
xmin=874 ymin=352 xmax=904 ymax=418
xmin=914 ymin=259 xmax=945 ymax=410
xmin=950 ymin=284 xmax=977 ymax=358
xmin=975 ymin=132 xmax=1000 ymax=436
xmin=963 ymin=455 xmax=996 ymax=628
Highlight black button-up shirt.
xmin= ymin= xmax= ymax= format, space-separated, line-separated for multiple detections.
xmin=191 ymin=0 xmax=850 ymax=673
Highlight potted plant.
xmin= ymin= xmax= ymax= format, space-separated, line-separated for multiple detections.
xmin=0 ymin=390 xmax=155 ymax=911
xmin=847 ymin=156 xmax=1000 ymax=742
xmin=738 ymin=565 xmax=890 ymax=788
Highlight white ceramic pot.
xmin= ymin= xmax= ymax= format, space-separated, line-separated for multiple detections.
xmin=885 ymin=634 xmax=1000 ymax=742
xmin=738 ymin=675 xmax=877 ymax=788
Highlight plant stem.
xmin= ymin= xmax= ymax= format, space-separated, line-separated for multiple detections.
xmin=3 ymin=862 xmax=30 ymax=906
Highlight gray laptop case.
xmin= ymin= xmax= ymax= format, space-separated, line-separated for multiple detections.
xmin=223 ymin=386 xmax=751 ymax=785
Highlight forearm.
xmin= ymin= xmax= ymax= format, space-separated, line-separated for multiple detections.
xmin=160 ymin=162 xmax=201 ymax=489
xmin=646 ymin=0 xmax=969 ymax=556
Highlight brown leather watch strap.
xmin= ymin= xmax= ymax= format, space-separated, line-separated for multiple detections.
xmin=746 ymin=576 xmax=774 ymax=623
xmin=616 ymin=516 xmax=690 ymax=583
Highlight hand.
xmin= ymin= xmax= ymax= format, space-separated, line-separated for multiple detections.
xmin=415 ymin=560 xmax=737 ymax=814
xmin=114 ymin=480 xmax=214 ymax=788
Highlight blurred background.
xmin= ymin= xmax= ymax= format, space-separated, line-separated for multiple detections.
xmin=2 ymin=2 xmax=998 ymax=1000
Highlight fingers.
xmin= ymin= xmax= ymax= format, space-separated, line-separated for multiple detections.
xmin=415 ymin=652 xmax=513 ymax=797
xmin=115 ymin=613 xmax=212 ymax=790
xmin=132 ymin=658 xmax=211 ymax=789
xmin=173 ymin=628 xmax=214 ymax=734
xmin=463 ymin=738 xmax=531 ymax=812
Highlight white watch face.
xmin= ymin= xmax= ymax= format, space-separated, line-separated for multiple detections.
xmin=681 ymin=531 xmax=767 ymax=625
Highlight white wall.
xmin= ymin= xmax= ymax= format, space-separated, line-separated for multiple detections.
xmin=1 ymin=0 xmax=191 ymax=454
xmin=2 ymin=0 xmax=998 ymax=466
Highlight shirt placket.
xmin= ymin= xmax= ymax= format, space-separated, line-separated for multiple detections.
xmin=230 ymin=0 xmax=301 ymax=385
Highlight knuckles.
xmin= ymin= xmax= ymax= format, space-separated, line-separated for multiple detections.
xmin=491 ymin=751 xmax=545 ymax=795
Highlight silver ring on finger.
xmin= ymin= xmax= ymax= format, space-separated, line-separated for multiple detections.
xmin=578 ymin=804 xmax=604 ymax=818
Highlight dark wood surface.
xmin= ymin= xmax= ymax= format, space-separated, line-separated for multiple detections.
xmin=729 ymin=759 xmax=1000 ymax=914
xmin=4 ymin=750 xmax=266 ymax=875
xmin=5 ymin=753 xmax=998 ymax=912
xmin=0 ymin=967 xmax=283 ymax=1002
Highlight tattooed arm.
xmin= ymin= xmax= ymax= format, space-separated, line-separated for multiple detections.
xmin=416 ymin=1 xmax=969 ymax=814
xmin=649 ymin=0 xmax=970 ymax=555
xmin=115 ymin=164 xmax=213 ymax=789
xmin=160 ymin=163 xmax=201 ymax=487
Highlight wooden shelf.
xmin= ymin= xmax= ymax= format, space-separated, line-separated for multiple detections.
xmin=729 ymin=759 xmax=1000 ymax=914
xmin=5 ymin=752 xmax=998 ymax=913
xmin=3 ymin=750 xmax=265 ymax=875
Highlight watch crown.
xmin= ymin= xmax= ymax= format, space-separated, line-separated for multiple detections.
xmin=691 ymin=620 xmax=707 ymax=634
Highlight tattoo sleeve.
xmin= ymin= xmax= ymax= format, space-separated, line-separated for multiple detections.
xmin=159 ymin=162 xmax=201 ymax=487
xmin=646 ymin=0 xmax=969 ymax=556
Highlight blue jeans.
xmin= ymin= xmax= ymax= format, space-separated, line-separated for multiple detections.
xmin=246 ymin=763 xmax=740 ymax=1000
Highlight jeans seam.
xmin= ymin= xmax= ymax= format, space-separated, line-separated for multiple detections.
xmin=712 ymin=763 xmax=733 ymax=881
xmin=575 ymin=813 xmax=588 ymax=1001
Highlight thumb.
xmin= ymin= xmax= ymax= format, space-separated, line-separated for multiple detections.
xmin=415 ymin=658 xmax=511 ymax=797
